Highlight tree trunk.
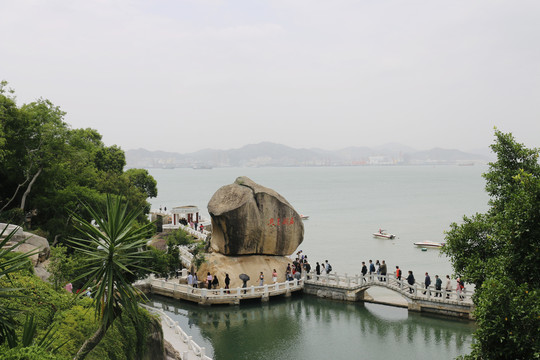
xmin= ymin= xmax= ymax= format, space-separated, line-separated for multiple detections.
xmin=73 ymin=323 xmax=110 ymax=360
xmin=19 ymin=166 xmax=42 ymax=212
xmin=0 ymin=180 xmax=27 ymax=213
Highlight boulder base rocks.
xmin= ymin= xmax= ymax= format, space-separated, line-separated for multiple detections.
xmin=207 ymin=176 xmax=303 ymax=256
xmin=1 ymin=223 xmax=50 ymax=266
xmin=196 ymin=253 xmax=292 ymax=289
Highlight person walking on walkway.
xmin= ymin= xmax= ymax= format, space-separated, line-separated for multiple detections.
xmin=434 ymin=275 xmax=442 ymax=297
xmin=396 ymin=266 xmax=402 ymax=281
xmin=325 ymin=260 xmax=331 ymax=274
xmin=424 ymin=272 xmax=431 ymax=295
xmin=369 ymin=260 xmax=375 ymax=275
xmin=380 ymin=260 xmax=387 ymax=281
xmin=361 ymin=261 xmax=368 ymax=282
xmin=272 ymin=269 xmax=278 ymax=284
xmin=212 ymin=274 xmax=219 ymax=289
xmin=259 ymin=272 xmax=264 ymax=286
xmin=445 ymin=275 xmax=452 ymax=299
xmin=456 ymin=277 xmax=465 ymax=300
xmin=315 ymin=262 xmax=321 ymax=276
xmin=407 ymin=271 xmax=415 ymax=293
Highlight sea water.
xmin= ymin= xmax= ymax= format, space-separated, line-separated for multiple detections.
xmin=146 ymin=165 xmax=488 ymax=359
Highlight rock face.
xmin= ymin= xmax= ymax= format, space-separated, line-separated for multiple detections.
xmin=197 ymin=253 xmax=292 ymax=288
xmin=207 ymin=176 xmax=303 ymax=256
xmin=1 ymin=223 xmax=50 ymax=266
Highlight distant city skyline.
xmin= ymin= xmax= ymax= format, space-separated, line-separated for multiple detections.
xmin=1 ymin=1 xmax=539 ymax=154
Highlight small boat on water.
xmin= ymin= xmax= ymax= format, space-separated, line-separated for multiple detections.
xmin=373 ymin=230 xmax=395 ymax=239
xmin=413 ymin=241 xmax=445 ymax=248
xmin=300 ymin=214 xmax=309 ymax=220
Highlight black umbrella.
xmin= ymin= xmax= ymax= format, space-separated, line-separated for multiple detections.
xmin=239 ymin=273 xmax=250 ymax=281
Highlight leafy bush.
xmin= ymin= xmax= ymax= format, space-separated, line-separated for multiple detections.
xmin=0 ymin=345 xmax=70 ymax=360
xmin=0 ymin=270 xmax=156 ymax=359
xmin=52 ymin=304 xmax=153 ymax=360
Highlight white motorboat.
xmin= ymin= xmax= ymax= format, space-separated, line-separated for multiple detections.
xmin=413 ymin=241 xmax=445 ymax=248
xmin=300 ymin=214 xmax=309 ymax=220
xmin=373 ymin=230 xmax=395 ymax=239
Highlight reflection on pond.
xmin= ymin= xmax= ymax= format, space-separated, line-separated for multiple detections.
xmin=148 ymin=294 xmax=475 ymax=360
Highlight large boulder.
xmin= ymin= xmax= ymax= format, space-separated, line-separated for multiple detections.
xmin=207 ymin=176 xmax=303 ymax=256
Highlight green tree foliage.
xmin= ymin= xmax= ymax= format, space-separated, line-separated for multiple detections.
xmin=0 ymin=82 xmax=157 ymax=246
xmin=47 ymin=246 xmax=85 ymax=291
xmin=443 ymin=130 xmax=540 ymax=359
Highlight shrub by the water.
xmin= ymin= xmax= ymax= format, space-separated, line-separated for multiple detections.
xmin=0 ymin=268 xmax=155 ymax=359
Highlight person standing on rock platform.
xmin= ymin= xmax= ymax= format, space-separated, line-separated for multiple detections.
xmin=315 ymin=262 xmax=321 ymax=276
xmin=407 ymin=271 xmax=415 ymax=293
xmin=187 ymin=272 xmax=193 ymax=287
xmin=193 ymin=273 xmax=198 ymax=288
xmin=206 ymin=272 xmax=213 ymax=290
xmin=212 ymin=274 xmax=219 ymax=289
xmin=259 ymin=272 xmax=264 ymax=286
xmin=225 ymin=274 xmax=230 ymax=293
xmin=272 ymin=269 xmax=278 ymax=284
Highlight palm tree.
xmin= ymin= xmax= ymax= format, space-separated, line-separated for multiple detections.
xmin=0 ymin=224 xmax=38 ymax=347
xmin=69 ymin=195 xmax=154 ymax=360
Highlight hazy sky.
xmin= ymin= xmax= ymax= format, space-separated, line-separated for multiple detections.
xmin=1 ymin=1 xmax=539 ymax=153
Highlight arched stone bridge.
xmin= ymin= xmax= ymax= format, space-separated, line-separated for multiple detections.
xmin=303 ymin=272 xmax=474 ymax=319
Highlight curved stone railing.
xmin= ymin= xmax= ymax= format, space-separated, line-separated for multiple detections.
xmin=140 ymin=304 xmax=212 ymax=360
xmin=179 ymin=246 xmax=194 ymax=268
xmin=146 ymin=277 xmax=304 ymax=303
xmin=305 ymin=272 xmax=473 ymax=304
xmin=163 ymin=223 xmax=210 ymax=241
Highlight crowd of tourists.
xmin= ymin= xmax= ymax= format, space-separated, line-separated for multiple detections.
xmin=163 ymin=250 xmax=466 ymax=300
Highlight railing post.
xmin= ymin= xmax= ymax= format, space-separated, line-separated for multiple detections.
xmin=355 ymin=274 xmax=359 ymax=285
xmin=335 ymin=273 xmax=339 ymax=286
xmin=250 ymin=286 xmax=255 ymax=295
xmin=414 ymin=284 xmax=417 ymax=296
xmin=264 ymin=285 xmax=269 ymax=294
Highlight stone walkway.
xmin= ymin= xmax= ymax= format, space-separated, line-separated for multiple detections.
xmin=141 ymin=304 xmax=212 ymax=360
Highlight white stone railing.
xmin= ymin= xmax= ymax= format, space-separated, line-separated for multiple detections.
xmin=147 ymin=277 xmax=304 ymax=301
xmin=163 ymin=224 xmax=210 ymax=241
xmin=178 ymin=246 xmax=194 ymax=268
xmin=305 ymin=272 xmax=473 ymax=303
xmin=140 ymin=304 xmax=212 ymax=360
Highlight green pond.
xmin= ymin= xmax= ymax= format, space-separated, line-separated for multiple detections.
xmin=149 ymin=293 xmax=475 ymax=360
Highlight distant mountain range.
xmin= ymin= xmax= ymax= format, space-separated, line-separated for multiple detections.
xmin=125 ymin=142 xmax=494 ymax=169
